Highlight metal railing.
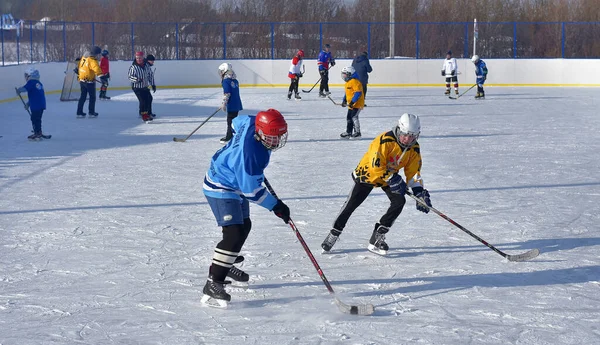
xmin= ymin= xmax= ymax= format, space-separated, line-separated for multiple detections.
xmin=2 ymin=20 xmax=600 ymax=65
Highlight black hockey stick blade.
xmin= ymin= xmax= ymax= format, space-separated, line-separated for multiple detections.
xmin=327 ymin=95 xmax=341 ymax=106
xmin=335 ymin=296 xmax=375 ymax=315
xmin=173 ymin=137 xmax=186 ymax=142
xmin=506 ymin=248 xmax=540 ymax=262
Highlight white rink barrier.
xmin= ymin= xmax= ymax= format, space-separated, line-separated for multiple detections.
xmin=2 ymin=58 xmax=600 ymax=102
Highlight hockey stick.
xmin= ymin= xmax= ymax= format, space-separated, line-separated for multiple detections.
xmin=406 ymin=191 xmax=540 ymax=262
xmin=449 ymin=84 xmax=476 ymax=100
xmin=15 ymin=87 xmax=32 ymax=116
xmin=301 ymin=76 xmax=322 ymax=93
xmin=263 ymin=178 xmax=375 ymax=315
xmin=173 ymin=108 xmax=221 ymax=142
xmin=327 ymin=95 xmax=341 ymax=106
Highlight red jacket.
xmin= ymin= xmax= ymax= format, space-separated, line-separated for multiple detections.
xmin=100 ymin=56 xmax=110 ymax=74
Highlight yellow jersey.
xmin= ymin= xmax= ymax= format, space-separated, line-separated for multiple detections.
xmin=344 ymin=78 xmax=364 ymax=109
xmin=77 ymin=55 xmax=103 ymax=82
xmin=353 ymin=131 xmax=424 ymax=188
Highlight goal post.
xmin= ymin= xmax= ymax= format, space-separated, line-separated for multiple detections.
xmin=60 ymin=60 xmax=80 ymax=101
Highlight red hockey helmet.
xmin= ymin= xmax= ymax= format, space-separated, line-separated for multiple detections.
xmin=297 ymin=49 xmax=305 ymax=59
xmin=255 ymin=109 xmax=288 ymax=151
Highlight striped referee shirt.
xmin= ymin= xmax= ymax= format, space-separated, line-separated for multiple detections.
xmin=128 ymin=60 xmax=154 ymax=89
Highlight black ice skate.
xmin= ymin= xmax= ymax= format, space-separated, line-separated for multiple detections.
xmin=368 ymin=223 xmax=389 ymax=256
xmin=321 ymin=228 xmax=342 ymax=253
xmin=351 ymin=132 xmax=362 ymax=139
xmin=219 ymin=135 xmax=232 ymax=145
xmin=340 ymin=132 xmax=351 ymax=139
xmin=287 ymin=91 xmax=292 ymax=100
xmin=227 ymin=266 xmax=249 ymax=289
xmin=27 ymin=133 xmax=42 ymax=141
xmin=294 ymin=93 xmax=301 ymax=100
xmin=88 ymin=112 xmax=99 ymax=118
xmin=201 ymin=276 xmax=231 ymax=309
xmin=444 ymin=89 xmax=450 ymax=95
xmin=76 ymin=112 xmax=86 ymax=118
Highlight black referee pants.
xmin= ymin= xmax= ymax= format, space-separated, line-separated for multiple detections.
xmin=133 ymin=87 xmax=152 ymax=115
xmin=332 ymin=175 xmax=406 ymax=232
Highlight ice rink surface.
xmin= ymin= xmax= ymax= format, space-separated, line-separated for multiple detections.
xmin=1 ymin=86 xmax=599 ymax=344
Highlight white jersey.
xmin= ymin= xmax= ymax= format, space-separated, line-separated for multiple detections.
xmin=442 ymin=58 xmax=458 ymax=76
xmin=289 ymin=57 xmax=303 ymax=75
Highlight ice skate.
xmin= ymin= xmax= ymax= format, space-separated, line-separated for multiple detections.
xmin=219 ymin=135 xmax=232 ymax=145
xmin=455 ymin=89 xmax=459 ymax=95
xmin=340 ymin=132 xmax=351 ymax=139
xmin=27 ymin=133 xmax=42 ymax=141
xmin=76 ymin=112 xmax=86 ymax=118
xmin=287 ymin=91 xmax=292 ymax=100
xmin=88 ymin=112 xmax=98 ymax=118
xmin=141 ymin=113 xmax=153 ymax=123
xmin=200 ymin=277 xmax=231 ymax=309
xmin=294 ymin=92 xmax=301 ymax=100
xmin=444 ymin=89 xmax=450 ymax=95
xmin=319 ymin=92 xmax=326 ymax=98
xmin=351 ymin=132 xmax=362 ymax=139
xmin=368 ymin=223 xmax=389 ymax=256
xmin=227 ymin=266 xmax=249 ymax=289
xmin=321 ymin=229 xmax=341 ymax=253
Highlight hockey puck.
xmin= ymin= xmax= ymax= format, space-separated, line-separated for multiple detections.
xmin=350 ymin=306 xmax=358 ymax=315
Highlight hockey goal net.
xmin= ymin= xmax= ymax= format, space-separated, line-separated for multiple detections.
xmin=60 ymin=60 xmax=80 ymax=101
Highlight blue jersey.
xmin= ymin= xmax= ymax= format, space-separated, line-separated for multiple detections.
xmin=203 ymin=115 xmax=278 ymax=210
xmin=222 ymin=76 xmax=243 ymax=112
xmin=317 ymin=50 xmax=333 ymax=71
xmin=18 ymin=79 xmax=46 ymax=111
xmin=475 ymin=60 xmax=488 ymax=82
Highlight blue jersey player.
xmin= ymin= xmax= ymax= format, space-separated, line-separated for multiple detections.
xmin=471 ymin=55 xmax=488 ymax=99
xmin=201 ymin=109 xmax=290 ymax=308
xmin=16 ymin=67 xmax=48 ymax=140
xmin=218 ymin=62 xmax=243 ymax=144
xmin=317 ymin=43 xmax=335 ymax=97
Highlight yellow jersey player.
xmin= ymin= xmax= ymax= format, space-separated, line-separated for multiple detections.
xmin=321 ymin=113 xmax=433 ymax=255
xmin=339 ymin=65 xmax=364 ymax=138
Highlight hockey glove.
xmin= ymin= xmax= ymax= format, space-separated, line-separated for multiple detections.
xmin=441 ymin=70 xmax=446 ymax=77
xmin=413 ymin=188 xmax=432 ymax=213
xmin=331 ymin=59 xmax=336 ymax=67
xmin=387 ymin=174 xmax=407 ymax=195
xmin=341 ymin=100 xmax=347 ymax=108
xmin=451 ymin=70 xmax=456 ymax=76
xmin=106 ymin=72 xmax=110 ymax=79
xmin=348 ymin=101 xmax=355 ymax=108
xmin=152 ymin=84 xmax=156 ymax=93
xmin=272 ymin=199 xmax=290 ymax=224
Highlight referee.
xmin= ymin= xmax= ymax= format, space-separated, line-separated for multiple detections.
xmin=128 ymin=51 xmax=154 ymax=122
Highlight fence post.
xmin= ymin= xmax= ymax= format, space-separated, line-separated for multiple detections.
xmin=92 ymin=22 xmax=95 ymax=46
xmin=464 ymin=22 xmax=469 ymax=58
xmin=131 ymin=23 xmax=134 ymax=60
xmin=17 ymin=24 xmax=20 ymax=64
xmin=270 ymin=22 xmax=275 ymax=59
xmin=30 ymin=20 xmax=33 ymax=63
xmin=222 ymin=23 xmax=226 ymax=59
xmin=367 ymin=22 xmax=371 ymax=56
xmin=513 ymin=22 xmax=517 ymax=58
xmin=175 ymin=23 xmax=179 ymax=60
xmin=416 ymin=22 xmax=420 ymax=59
xmin=44 ymin=21 xmax=47 ymax=62
xmin=63 ymin=21 xmax=67 ymax=62
xmin=1 ymin=16 xmax=4 ymax=66
xmin=561 ymin=22 xmax=565 ymax=58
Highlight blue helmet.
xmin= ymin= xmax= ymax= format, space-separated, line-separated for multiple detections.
xmin=101 ymin=50 xmax=109 ymax=56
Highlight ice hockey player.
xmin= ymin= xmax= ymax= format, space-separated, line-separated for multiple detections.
xmin=471 ymin=55 xmax=488 ymax=99
xmin=287 ymin=49 xmax=304 ymax=100
xmin=317 ymin=43 xmax=335 ymax=97
xmin=145 ymin=54 xmax=157 ymax=118
xmin=351 ymin=51 xmax=372 ymax=105
xmin=99 ymin=50 xmax=111 ymax=100
xmin=321 ymin=113 xmax=433 ymax=255
xmin=339 ymin=66 xmax=364 ymax=139
xmin=128 ymin=51 xmax=154 ymax=122
xmin=201 ymin=109 xmax=290 ymax=308
xmin=218 ymin=62 xmax=243 ymax=144
xmin=441 ymin=50 xmax=459 ymax=95
xmin=16 ymin=67 xmax=48 ymax=140
xmin=76 ymin=46 xmax=104 ymax=118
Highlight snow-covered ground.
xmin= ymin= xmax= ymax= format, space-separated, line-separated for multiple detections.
xmin=1 ymin=86 xmax=599 ymax=345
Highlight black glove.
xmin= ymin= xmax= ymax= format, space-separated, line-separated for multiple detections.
xmin=387 ymin=174 xmax=407 ymax=195
xmin=152 ymin=84 xmax=156 ymax=93
xmin=272 ymin=199 xmax=290 ymax=224
xmin=413 ymin=188 xmax=432 ymax=213
xmin=441 ymin=70 xmax=446 ymax=77
xmin=348 ymin=101 xmax=355 ymax=108
xmin=295 ymin=73 xmax=303 ymax=78
xmin=451 ymin=70 xmax=456 ymax=76
xmin=330 ymin=59 xmax=336 ymax=67
xmin=341 ymin=100 xmax=347 ymax=107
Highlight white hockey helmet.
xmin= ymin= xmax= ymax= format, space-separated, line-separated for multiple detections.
xmin=218 ymin=62 xmax=233 ymax=77
xmin=24 ymin=66 xmax=40 ymax=80
xmin=394 ymin=113 xmax=421 ymax=148
xmin=471 ymin=55 xmax=480 ymax=63
xmin=341 ymin=65 xmax=355 ymax=82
